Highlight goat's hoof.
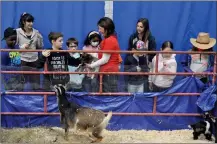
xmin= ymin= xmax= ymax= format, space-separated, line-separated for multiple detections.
xmin=91 ymin=137 xmax=103 ymax=143
xmin=193 ymin=137 xmax=198 ymax=140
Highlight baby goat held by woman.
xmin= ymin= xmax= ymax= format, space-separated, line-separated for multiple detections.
xmin=54 ymin=84 xmax=112 ymax=143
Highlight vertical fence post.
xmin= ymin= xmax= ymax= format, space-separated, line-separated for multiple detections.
xmin=43 ymin=59 xmax=48 ymax=113
xmin=153 ymin=54 xmax=159 ymax=113
xmin=212 ymin=54 xmax=217 ymax=85
xmin=211 ymin=54 xmax=217 ymax=116
xmin=99 ymin=74 xmax=103 ymax=93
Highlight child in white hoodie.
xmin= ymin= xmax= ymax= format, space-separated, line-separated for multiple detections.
xmin=149 ymin=41 xmax=177 ymax=92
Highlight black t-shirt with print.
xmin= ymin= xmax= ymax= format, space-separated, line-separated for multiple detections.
xmin=37 ymin=49 xmax=81 ymax=85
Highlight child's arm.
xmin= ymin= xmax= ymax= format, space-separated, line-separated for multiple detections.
xmin=36 ymin=54 xmax=46 ymax=68
xmin=36 ymin=32 xmax=44 ymax=49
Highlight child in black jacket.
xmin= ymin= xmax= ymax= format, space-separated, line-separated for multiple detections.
xmin=37 ymin=32 xmax=81 ymax=91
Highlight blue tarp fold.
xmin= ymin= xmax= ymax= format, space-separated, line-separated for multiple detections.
xmin=196 ymin=85 xmax=217 ymax=112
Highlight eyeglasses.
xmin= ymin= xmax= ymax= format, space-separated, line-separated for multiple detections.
xmin=69 ymin=45 xmax=77 ymax=48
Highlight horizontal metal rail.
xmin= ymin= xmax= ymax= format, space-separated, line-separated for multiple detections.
xmin=0 ymin=92 xmax=200 ymax=96
xmin=0 ymin=112 xmax=201 ymax=116
xmin=0 ymin=49 xmax=216 ymax=54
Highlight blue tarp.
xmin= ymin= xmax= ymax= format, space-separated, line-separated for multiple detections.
xmin=2 ymin=77 xmax=216 ymax=130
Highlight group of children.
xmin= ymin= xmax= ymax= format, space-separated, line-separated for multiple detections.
xmin=1 ymin=26 xmax=121 ymax=92
xmin=1 ymin=13 xmax=216 ymax=93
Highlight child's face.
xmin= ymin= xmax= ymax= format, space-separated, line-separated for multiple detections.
xmin=162 ymin=47 xmax=173 ymax=58
xmin=23 ymin=20 xmax=33 ymax=29
xmin=90 ymin=37 xmax=100 ymax=47
xmin=6 ymin=35 xmax=17 ymax=48
xmin=52 ymin=37 xmax=63 ymax=49
xmin=68 ymin=43 xmax=78 ymax=51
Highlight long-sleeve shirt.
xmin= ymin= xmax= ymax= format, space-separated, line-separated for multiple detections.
xmin=149 ymin=54 xmax=177 ymax=88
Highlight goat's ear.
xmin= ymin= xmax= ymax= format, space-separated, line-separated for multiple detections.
xmin=59 ymin=85 xmax=66 ymax=95
xmin=54 ymin=85 xmax=62 ymax=96
xmin=54 ymin=86 xmax=60 ymax=96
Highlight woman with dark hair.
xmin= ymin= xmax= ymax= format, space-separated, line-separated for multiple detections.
xmin=127 ymin=18 xmax=156 ymax=92
xmin=16 ymin=12 xmax=44 ymax=90
xmin=149 ymin=41 xmax=177 ymax=92
xmin=85 ymin=17 xmax=120 ymax=92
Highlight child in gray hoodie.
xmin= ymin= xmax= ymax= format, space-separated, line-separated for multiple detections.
xmin=16 ymin=12 xmax=43 ymax=90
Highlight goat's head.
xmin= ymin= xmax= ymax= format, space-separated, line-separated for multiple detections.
xmin=81 ymin=53 xmax=96 ymax=65
xmin=202 ymin=112 xmax=211 ymax=119
xmin=54 ymin=84 xmax=66 ymax=98
xmin=202 ymin=112 xmax=216 ymax=123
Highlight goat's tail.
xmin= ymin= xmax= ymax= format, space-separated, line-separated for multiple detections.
xmin=188 ymin=125 xmax=192 ymax=129
xmin=188 ymin=124 xmax=195 ymax=129
xmin=97 ymin=111 xmax=113 ymax=130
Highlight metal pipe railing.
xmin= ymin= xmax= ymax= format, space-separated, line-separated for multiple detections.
xmin=1 ymin=49 xmax=216 ymax=118
xmin=0 ymin=112 xmax=201 ymax=116
xmin=1 ymin=92 xmax=200 ymax=96
xmin=0 ymin=49 xmax=216 ymax=54
xmin=212 ymin=55 xmax=217 ymax=84
xmin=1 ymin=71 xmax=215 ymax=75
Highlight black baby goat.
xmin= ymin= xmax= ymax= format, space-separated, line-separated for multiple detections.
xmin=188 ymin=112 xmax=216 ymax=142
xmin=54 ymin=84 xmax=112 ymax=143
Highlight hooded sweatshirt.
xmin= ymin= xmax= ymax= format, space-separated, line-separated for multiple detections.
xmin=149 ymin=54 xmax=177 ymax=88
xmin=16 ymin=28 xmax=43 ymax=62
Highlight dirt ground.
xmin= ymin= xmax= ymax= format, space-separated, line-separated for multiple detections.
xmin=0 ymin=127 xmax=215 ymax=143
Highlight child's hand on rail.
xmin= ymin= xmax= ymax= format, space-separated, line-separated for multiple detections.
xmin=42 ymin=50 xmax=50 ymax=57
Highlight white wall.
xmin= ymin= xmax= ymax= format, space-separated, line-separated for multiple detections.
xmin=104 ymin=1 xmax=113 ymax=19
